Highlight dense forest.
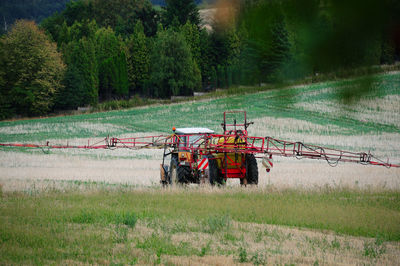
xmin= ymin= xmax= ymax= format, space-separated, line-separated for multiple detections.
xmin=0 ymin=0 xmax=215 ymax=35
xmin=0 ymin=0 xmax=399 ymax=119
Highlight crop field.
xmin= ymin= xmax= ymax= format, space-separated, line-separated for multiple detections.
xmin=1 ymin=71 xmax=400 ymax=264
xmin=1 ymin=71 xmax=399 ymax=191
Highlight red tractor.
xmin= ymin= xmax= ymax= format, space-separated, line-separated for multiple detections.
xmin=162 ymin=111 xmax=259 ymax=186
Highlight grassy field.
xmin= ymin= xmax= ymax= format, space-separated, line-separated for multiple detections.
xmin=1 ymin=71 xmax=400 ymax=264
xmin=0 ymin=71 xmax=399 ymax=144
xmin=1 ymin=187 xmax=400 ymax=264
xmin=1 ymin=71 xmax=399 ymax=189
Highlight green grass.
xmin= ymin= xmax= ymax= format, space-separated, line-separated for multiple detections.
xmin=1 ymin=188 xmax=399 ymax=264
xmin=363 ymin=235 xmax=387 ymax=258
xmin=136 ymin=233 xmax=200 ymax=258
xmin=202 ymin=214 xmax=231 ymax=234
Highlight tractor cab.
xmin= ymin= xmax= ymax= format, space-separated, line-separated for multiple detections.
xmin=161 ymin=127 xmax=214 ymax=185
xmin=174 ymin=128 xmax=214 ymax=150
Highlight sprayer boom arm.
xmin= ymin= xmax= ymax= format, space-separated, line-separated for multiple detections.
xmin=2 ymin=133 xmax=397 ymax=168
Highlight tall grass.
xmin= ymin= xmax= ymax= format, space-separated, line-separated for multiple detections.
xmin=1 ymin=188 xmax=399 ymax=264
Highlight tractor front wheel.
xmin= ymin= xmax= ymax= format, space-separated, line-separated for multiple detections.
xmin=169 ymin=155 xmax=190 ymax=185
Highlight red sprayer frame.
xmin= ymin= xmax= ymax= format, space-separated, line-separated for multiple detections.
xmin=1 ymin=110 xmax=399 ymax=169
xmin=1 ymin=132 xmax=398 ymax=168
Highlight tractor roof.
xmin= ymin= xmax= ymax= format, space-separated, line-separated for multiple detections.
xmin=175 ymin=128 xmax=214 ymax=134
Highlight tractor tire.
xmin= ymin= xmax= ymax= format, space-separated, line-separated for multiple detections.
xmin=208 ymin=156 xmax=224 ymax=186
xmin=169 ymin=155 xmax=190 ymax=185
xmin=245 ymin=154 xmax=259 ymax=185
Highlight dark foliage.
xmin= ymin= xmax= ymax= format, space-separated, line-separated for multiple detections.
xmin=56 ymin=38 xmax=98 ymax=109
xmin=149 ymin=29 xmax=201 ymax=98
xmin=41 ymin=0 xmax=158 ymax=38
xmin=0 ymin=0 xmax=70 ymax=35
xmin=0 ymin=20 xmax=65 ymax=117
xmin=162 ymin=0 xmax=200 ymax=28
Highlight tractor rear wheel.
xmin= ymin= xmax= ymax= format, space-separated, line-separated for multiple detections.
xmin=245 ymin=154 xmax=258 ymax=185
xmin=169 ymin=155 xmax=190 ymax=185
xmin=208 ymin=156 xmax=224 ymax=185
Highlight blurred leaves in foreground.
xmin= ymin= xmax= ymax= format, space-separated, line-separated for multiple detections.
xmin=234 ymin=0 xmax=400 ymax=101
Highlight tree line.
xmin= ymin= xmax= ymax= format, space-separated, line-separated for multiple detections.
xmin=0 ymin=0 xmax=216 ymax=36
xmin=0 ymin=0 xmax=399 ymax=119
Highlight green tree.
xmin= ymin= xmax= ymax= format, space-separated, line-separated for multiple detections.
xmin=163 ymin=0 xmax=200 ymax=28
xmin=115 ymin=51 xmax=129 ymax=96
xmin=95 ymin=27 xmax=129 ymax=99
xmin=97 ymin=51 xmax=128 ymax=98
xmin=209 ymin=29 xmax=239 ymax=71
xmin=231 ymin=64 xmax=240 ymax=86
xmin=57 ymin=20 xmax=71 ymax=46
xmin=40 ymin=11 xmax=66 ymax=43
xmin=227 ymin=65 xmax=233 ymax=88
xmin=41 ymin=0 xmax=158 ymax=41
xmin=237 ymin=2 xmax=291 ymax=84
xmin=180 ymin=22 xmax=201 ymax=63
xmin=217 ymin=65 xmax=226 ymax=88
xmin=63 ymin=0 xmax=94 ymax=26
xmin=198 ymin=29 xmax=213 ymax=83
xmin=149 ymin=29 xmax=201 ymax=98
xmin=98 ymin=58 xmax=115 ymax=100
xmin=0 ymin=41 xmax=11 ymax=119
xmin=56 ymin=38 xmax=98 ymax=109
xmin=0 ymin=20 xmax=65 ymax=116
xmin=180 ymin=21 xmax=204 ymax=84
xmin=126 ymin=21 xmax=150 ymax=95
xmin=210 ymin=66 xmax=217 ymax=89
xmin=69 ymin=19 xmax=98 ymax=42
xmin=92 ymin=0 xmax=157 ymax=36
xmin=59 ymin=64 xmax=86 ymax=109
xmin=95 ymin=27 xmax=121 ymax=65
xmin=264 ymin=18 xmax=291 ymax=81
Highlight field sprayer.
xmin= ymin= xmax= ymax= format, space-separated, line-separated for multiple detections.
xmin=1 ymin=111 xmax=399 ymax=186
